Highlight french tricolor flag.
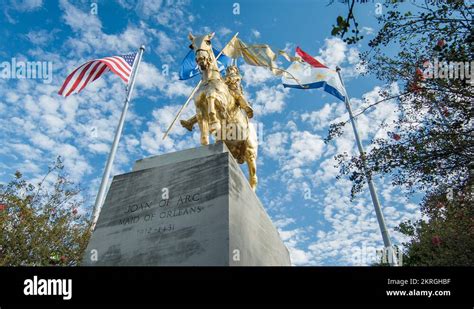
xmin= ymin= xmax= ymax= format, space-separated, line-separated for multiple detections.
xmin=282 ymin=47 xmax=346 ymax=102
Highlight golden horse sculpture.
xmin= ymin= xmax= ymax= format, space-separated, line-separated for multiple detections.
xmin=180 ymin=32 xmax=258 ymax=190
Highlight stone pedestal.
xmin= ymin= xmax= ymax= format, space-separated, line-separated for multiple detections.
xmin=82 ymin=142 xmax=291 ymax=266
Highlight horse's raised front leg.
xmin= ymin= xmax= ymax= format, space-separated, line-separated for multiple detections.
xmin=196 ymin=112 xmax=209 ymax=145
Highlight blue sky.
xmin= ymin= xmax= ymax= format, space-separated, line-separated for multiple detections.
xmin=0 ymin=0 xmax=422 ymax=265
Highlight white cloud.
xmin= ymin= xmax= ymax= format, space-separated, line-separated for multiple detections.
xmin=304 ymin=177 xmax=421 ymax=265
xmin=362 ymin=26 xmax=374 ymax=35
xmin=135 ymin=62 xmax=193 ymax=98
xmin=25 ymin=29 xmax=58 ymax=46
xmin=41 ymin=114 xmax=66 ymax=134
xmin=277 ymin=224 xmax=313 ymax=266
xmin=10 ymin=0 xmax=42 ymax=11
xmin=38 ymin=94 xmax=59 ymax=114
xmin=313 ymin=157 xmax=339 ymax=184
xmin=117 ymin=0 xmax=192 ymax=31
xmin=140 ymin=104 xmax=198 ymax=155
xmin=218 ymin=27 xmax=232 ymax=36
xmin=285 ymin=130 xmax=325 ymax=171
xmin=347 ymin=47 xmax=360 ymax=65
xmin=154 ymin=31 xmax=175 ymax=62
xmin=55 ymin=143 xmax=91 ymax=180
xmin=31 ymin=132 xmax=56 ymax=150
xmin=318 ymin=37 xmax=365 ymax=76
xmin=135 ymin=61 xmax=165 ymax=90
xmin=252 ymin=85 xmax=290 ymax=116
xmin=301 ymin=102 xmax=341 ymax=131
xmin=88 ymin=143 xmax=110 ymax=154
xmin=262 ymin=132 xmax=288 ymax=160
xmin=319 ymin=37 xmax=347 ymax=69
xmin=251 ymin=29 xmax=261 ymax=39
xmin=241 ymin=64 xmax=274 ymax=86
xmin=59 ymin=0 xmax=150 ymax=57
xmin=274 ymin=217 xmax=296 ymax=228
xmin=10 ymin=143 xmax=43 ymax=161
xmin=60 ymin=0 xmax=101 ymax=33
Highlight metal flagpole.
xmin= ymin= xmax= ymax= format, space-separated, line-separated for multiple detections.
xmin=336 ymin=67 xmax=397 ymax=266
xmin=90 ymin=45 xmax=145 ymax=231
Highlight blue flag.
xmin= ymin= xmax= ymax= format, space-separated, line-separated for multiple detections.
xmin=179 ymin=48 xmax=232 ymax=80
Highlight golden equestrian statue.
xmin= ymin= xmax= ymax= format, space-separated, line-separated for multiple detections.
xmin=180 ymin=32 xmax=258 ymax=190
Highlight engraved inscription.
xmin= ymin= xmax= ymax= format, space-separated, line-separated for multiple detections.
xmin=137 ymin=224 xmax=175 ymax=236
xmin=118 ymin=190 xmax=203 ymax=227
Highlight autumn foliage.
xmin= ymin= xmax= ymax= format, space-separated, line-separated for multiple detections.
xmin=0 ymin=157 xmax=91 ymax=266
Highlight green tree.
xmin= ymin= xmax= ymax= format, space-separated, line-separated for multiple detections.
xmin=0 ymin=157 xmax=92 ymax=266
xmin=330 ymin=0 xmax=473 ymax=198
xmin=396 ymin=182 xmax=473 ymax=266
xmin=330 ymin=0 xmax=364 ymax=45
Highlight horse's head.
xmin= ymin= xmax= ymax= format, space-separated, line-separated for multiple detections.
xmin=188 ymin=32 xmax=215 ymax=71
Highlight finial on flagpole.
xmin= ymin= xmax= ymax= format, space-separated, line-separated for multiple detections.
xmin=140 ymin=45 xmax=146 ymax=51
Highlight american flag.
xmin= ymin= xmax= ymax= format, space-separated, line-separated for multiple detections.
xmin=58 ymin=53 xmax=137 ymax=97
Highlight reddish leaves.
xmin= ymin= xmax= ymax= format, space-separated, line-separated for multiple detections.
xmin=432 ymin=235 xmax=442 ymax=246
xmin=388 ymin=132 xmax=401 ymax=141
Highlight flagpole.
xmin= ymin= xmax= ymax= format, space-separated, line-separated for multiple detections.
xmin=90 ymin=45 xmax=145 ymax=231
xmin=336 ymin=67 xmax=397 ymax=266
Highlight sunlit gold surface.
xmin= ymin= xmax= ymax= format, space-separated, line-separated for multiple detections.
xmin=181 ymin=33 xmax=258 ymax=190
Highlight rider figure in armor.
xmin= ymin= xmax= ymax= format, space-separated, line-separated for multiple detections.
xmin=180 ymin=65 xmax=254 ymax=131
